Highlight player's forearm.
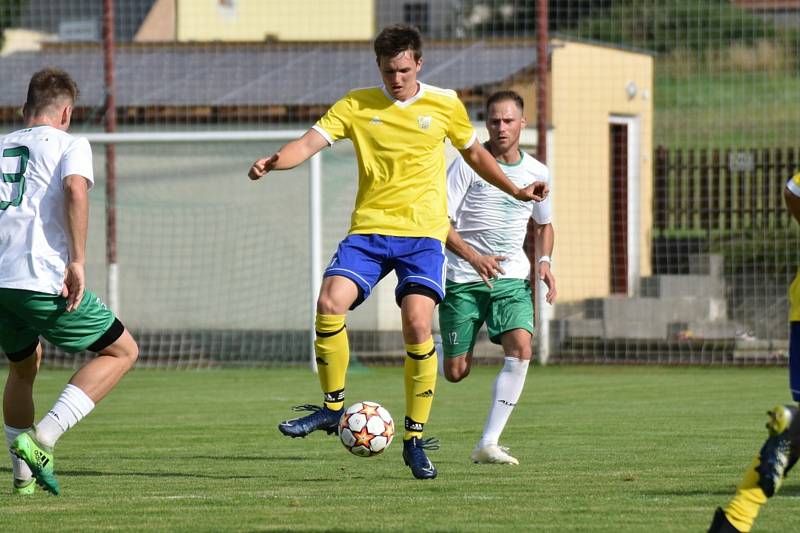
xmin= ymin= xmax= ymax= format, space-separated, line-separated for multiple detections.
xmin=64 ymin=175 xmax=89 ymax=264
xmin=534 ymin=223 xmax=554 ymax=259
xmin=270 ymin=139 xmax=318 ymax=170
xmin=265 ymin=129 xmax=329 ymax=171
xmin=446 ymin=225 xmax=480 ymax=263
xmin=462 ymin=146 xmax=519 ymax=197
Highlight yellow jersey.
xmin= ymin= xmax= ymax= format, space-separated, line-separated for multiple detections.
xmin=313 ymin=83 xmax=477 ymax=242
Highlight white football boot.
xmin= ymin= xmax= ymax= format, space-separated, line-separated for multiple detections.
xmin=470 ymin=443 xmax=519 ymax=465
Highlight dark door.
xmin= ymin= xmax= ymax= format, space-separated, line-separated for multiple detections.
xmin=610 ymin=124 xmax=628 ymax=294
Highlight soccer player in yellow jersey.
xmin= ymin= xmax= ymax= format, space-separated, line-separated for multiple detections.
xmin=248 ymin=24 xmax=547 ymax=479
xmin=708 ymin=172 xmax=800 ymax=532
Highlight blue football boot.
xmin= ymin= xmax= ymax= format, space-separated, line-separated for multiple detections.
xmin=278 ymin=404 xmax=342 ymax=438
xmin=402 ymin=437 xmax=440 ymax=479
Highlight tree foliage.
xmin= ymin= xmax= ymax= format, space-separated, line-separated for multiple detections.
xmin=0 ymin=0 xmax=25 ymax=48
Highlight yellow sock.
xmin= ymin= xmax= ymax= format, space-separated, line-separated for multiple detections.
xmin=403 ymin=338 xmax=437 ymax=440
xmin=314 ymin=314 xmax=349 ymax=411
xmin=724 ymin=457 xmax=767 ymax=533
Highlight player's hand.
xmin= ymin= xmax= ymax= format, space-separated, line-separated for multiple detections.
xmin=515 ymin=181 xmax=549 ymax=202
xmin=539 ymin=262 xmax=557 ymax=304
xmin=248 ymin=153 xmax=280 ymax=180
xmin=469 ymin=254 xmax=507 ymax=288
xmin=61 ymin=261 xmax=85 ymax=312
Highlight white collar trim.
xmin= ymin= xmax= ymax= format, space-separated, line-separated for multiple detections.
xmin=381 ymin=82 xmax=425 ymax=108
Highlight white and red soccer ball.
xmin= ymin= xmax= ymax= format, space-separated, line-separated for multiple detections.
xmin=338 ymin=401 xmax=395 ymax=457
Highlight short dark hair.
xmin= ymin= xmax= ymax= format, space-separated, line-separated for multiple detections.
xmin=374 ymin=24 xmax=422 ymax=62
xmin=25 ymin=68 xmax=79 ymax=117
xmin=485 ymin=90 xmax=524 ymax=114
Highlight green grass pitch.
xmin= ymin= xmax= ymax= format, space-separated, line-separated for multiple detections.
xmin=2 ymin=365 xmax=800 ymax=531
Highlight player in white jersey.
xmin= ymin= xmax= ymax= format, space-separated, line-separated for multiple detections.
xmin=439 ymin=90 xmax=556 ymax=465
xmin=0 ymin=68 xmax=138 ymax=495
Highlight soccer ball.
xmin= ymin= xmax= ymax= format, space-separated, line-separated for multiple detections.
xmin=338 ymin=401 xmax=395 ymax=457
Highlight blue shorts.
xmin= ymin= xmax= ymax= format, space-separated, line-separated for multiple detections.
xmin=324 ymin=234 xmax=446 ymax=309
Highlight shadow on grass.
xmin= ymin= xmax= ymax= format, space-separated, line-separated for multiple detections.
xmin=644 ymin=481 xmax=800 ymax=498
xmin=1 ymin=460 xmax=310 ymax=481
xmin=3 ymin=464 xmax=373 ymax=482
xmin=57 ymin=469 xmax=269 ymax=480
xmin=185 ymin=455 xmax=308 ymax=461
xmin=776 ymin=485 xmax=800 ymax=496
xmin=642 ymin=488 xmax=737 ymax=497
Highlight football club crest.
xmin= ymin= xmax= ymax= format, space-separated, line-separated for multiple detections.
xmin=418 ymin=115 xmax=432 ymax=130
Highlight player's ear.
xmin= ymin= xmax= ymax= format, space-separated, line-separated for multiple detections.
xmin=61 ymin=104 xmax=73 ymax=128
xmin=415 ymin=56 xmax=423 ymax=72
xmin=20 ymin=103 xmax=28 ymax=120
xmin=520 ymin=115 xmax=528 ymax=128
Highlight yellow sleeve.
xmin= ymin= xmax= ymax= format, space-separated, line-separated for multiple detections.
xmin=446 ymin=98 xmax=477 ymax=150
xmin=313 ymin=94 xmax=353 ymax=145
xmin=788 ymin=172 xmax=800 ymax=198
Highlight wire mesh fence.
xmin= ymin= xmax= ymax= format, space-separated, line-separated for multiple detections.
xmin=1 ymin=1 xmax=798 ymax=366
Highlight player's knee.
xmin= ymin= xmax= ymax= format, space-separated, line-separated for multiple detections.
xmin=121 ymin=336 xmax=139 ymax=368
xmin=7 ymin=343 xmax=41 ymax=382
xmin=401 ymin=314 xmax=431 ymax=340
xmin=444 ymin=358 xmax=470 ymax=382
xmin=100 ymin=329 xmax=139 ymax=369
xmin=9 ymin=355 xmax=39 ymax=382
xmin=502 ymin=330 xmax=534 ymax=360
xmin=444 ymin=366 xmax=469 ymax=382
xmin=127 ymin=341 xmax=140 ymax=366
xmin=516 ymin=347 xmax=533 ymax=360
xmin=316 ymin=294 xmax=348 ymax=315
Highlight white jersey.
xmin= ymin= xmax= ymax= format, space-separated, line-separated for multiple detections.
xmin=0 ymin=125 xmax=94 ymax=295
xmin=446 ymin=149 xmax=551 ymax=284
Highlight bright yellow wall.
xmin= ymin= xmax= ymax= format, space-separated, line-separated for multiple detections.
xmin=176 ymin=0 xmax=374 ymax=42
xmin=550 ymin=39 xmax=653 ymax=302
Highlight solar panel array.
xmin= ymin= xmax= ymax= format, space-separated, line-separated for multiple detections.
xmin=0 ymin=43 xmax=535 ymax=109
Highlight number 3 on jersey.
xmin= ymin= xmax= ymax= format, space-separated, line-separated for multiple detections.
xmin=0 ymin=145 xmax=29 ymax=210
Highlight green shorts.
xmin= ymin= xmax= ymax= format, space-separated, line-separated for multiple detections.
xmin=438 ymin=278 xmax=533 ymax=358
xmin=0 ymin=288 xmax=118 ymax=360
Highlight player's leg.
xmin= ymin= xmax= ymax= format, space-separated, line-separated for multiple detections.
xmin=472 ymin=280 xmax=534 ymax=465
xmin=709 ymin=404 xmax=800 ymax=533
xmin=393 ymin=236 xmax=447 ymax=479
xmin=790 ymin=268 xmax=800 ymax=402
xmin=2 ymin=332 xmax=41 ymax=495
xmin=709 ymin=273 xmax=800 ymax=532
xmin=401 ymin=293 xmax=438 ymax=438
xmin=439 ymin=280 xmax=485 ymax=383
xmin=7 ymin=289 xmax=137 ymax=495
xmin=471 ymin=330 xmax=531 ymax=465
xmin=278 ymin=276 xmax=358 ymax=437
xmin=399 ymin=293 xmax=440 ymax=478
xmin=444 ymin=352 xmax=472 ymax=381
xmin=315 ymin=275 xmax=358 ymax=410
xmin=64 ymin=327 xmax=138 ymax=403
xmin=18 ymin=328 xmax=137 ymax=497
xmin=278 ymin=235 xmax=382 ymax=438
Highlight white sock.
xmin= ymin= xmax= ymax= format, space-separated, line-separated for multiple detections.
xmin=35 ymin=384 xmax=95 ymax=448
xmin=478 ymin=357 xmax=529 ymax=447
xmin=4 ymin=424 xmax=33 ymax=481
xmin=435 ymin=337 xmax=445 ymax=377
